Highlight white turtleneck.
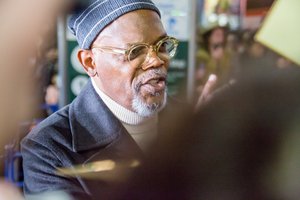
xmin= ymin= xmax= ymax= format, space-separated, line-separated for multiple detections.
xmin=91 ymin=78 xmax=158 ymax=152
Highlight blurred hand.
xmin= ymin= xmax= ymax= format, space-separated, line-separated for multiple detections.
xmin=0 ymin=180 xmax=24 ymax=200
xmin=195 ymin=74 xmax=218 ymax=110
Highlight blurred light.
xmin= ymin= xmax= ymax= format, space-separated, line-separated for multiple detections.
xmin=218 ymin=14 xmax=229 ymax=26
xmin=208 ymin=13 xmax=218 ymax=22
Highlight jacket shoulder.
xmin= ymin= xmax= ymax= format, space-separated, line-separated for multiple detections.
xmin=21 ymin=105 xmax=72 ymax=152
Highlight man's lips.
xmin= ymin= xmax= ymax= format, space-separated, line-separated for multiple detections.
xmin=142 ymin=75 xmax=166 ymax=85
xmin=140 ymin=76 xmax=166 ymax=92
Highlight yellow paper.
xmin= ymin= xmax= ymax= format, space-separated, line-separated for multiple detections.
xmin=255 ymin=0 xmax=300 ymax=66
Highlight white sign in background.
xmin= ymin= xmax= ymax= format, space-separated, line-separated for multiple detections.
xmin=152 ymin=0 xmax=190 ymax=41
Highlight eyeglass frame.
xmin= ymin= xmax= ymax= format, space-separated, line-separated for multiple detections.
xmin=91 ymin=36 xmax=179 ymax=63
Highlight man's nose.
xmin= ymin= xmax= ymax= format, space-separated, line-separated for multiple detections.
xmin=141 ymin=49 xmax=165 ymax=70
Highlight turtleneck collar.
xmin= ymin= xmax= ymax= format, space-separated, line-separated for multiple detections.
xmin=91 ymin=78 xmax=158 ymax=125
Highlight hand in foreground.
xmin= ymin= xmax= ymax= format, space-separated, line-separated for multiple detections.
xmin=195 ymin=74 xmax=218 ymax=111
xmin=0 ymin=180 xmax=24 ymax=200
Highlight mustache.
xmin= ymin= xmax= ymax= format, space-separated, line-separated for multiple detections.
xmin=134 ymin=68 xmax=167 ymax=91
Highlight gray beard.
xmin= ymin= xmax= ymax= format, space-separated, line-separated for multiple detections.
xmin=132 ymin=89 xmax=167 ymax=117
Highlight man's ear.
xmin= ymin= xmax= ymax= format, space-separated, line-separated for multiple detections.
xmin=77 ymin=49 xmax=97 ymax=77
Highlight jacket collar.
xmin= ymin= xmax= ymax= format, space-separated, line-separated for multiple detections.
xmin=69 ymin=80 xmax=125 ymax=152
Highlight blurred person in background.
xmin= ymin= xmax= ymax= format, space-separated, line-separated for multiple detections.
xmin=226 ymin=31 xmax=239 ymax=56
xmin=195 ymin=23 xmax=235 ymax=103
xmin=42 ymin=48 xmax=60 ymax=115
xmin=235 ymin=29 xmax=252 ymax=55
xmin=238 ymin=30 xmax=276 ymax=75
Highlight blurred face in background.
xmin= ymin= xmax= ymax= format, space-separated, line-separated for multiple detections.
xmin=209 ymin=27 xmax=226 ymax=60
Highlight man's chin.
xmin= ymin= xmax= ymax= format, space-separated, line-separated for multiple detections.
xmin=132 ymin=91 xmax=167 ymax=117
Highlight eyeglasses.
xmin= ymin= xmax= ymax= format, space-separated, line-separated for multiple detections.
xmin=91 ymin=36 xmax=179 ymax=66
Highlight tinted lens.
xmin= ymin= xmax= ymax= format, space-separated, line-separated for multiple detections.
xmin=127 ymin=38 xmax=178 ymax=64
xmin=158 ymin=39 xmax=178 ymax=57
xmin=128 ymin=45 xmax=148 ymax=61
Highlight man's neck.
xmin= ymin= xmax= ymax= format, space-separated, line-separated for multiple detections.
xmin=91 ymin=78 xmax=157 ymax=125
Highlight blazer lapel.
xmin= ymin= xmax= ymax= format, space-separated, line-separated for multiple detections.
xmin=69 ymin=80 xmax=127 ymax=152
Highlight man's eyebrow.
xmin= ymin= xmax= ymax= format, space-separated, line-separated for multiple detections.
xmin=126 ymin=34 xmax=168 ymax=46
xmin=154 ymin=34 xmax=168 ymax=43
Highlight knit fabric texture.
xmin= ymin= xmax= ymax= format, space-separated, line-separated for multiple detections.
xmin=68 ymin=0 xmax=161 ymax=49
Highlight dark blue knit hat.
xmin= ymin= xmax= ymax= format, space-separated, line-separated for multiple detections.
xmin=68 ymin=0 xmax=161 ymax=49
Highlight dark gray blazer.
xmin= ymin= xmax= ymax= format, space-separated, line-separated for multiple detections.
xmin=21 ymin=80 xmax=144 ymax=199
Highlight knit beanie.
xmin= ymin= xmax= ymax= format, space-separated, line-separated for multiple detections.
xmin=68 ymin=0 xmax=161 ymax=49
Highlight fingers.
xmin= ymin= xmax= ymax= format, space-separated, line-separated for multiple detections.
xmin=195 ymin=74 xmax=218 ymax=110
xmin=201 ymin=74 xmax=217 ymax=100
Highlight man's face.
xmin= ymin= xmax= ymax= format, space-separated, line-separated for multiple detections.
xmin=91 ymin=10 xmax=169 ymax=117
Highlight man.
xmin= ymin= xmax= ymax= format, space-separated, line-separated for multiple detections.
xmin=21 ymin=0 xmax=179 ymax=199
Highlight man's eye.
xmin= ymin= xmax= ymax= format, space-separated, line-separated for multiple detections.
xmin=129 ymin=46 xmax=148 ymax=60
xmin=159 ymin=40 xmax=176 ymax=54
xmin=159 ymin=42 xmax=168 ymax=53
